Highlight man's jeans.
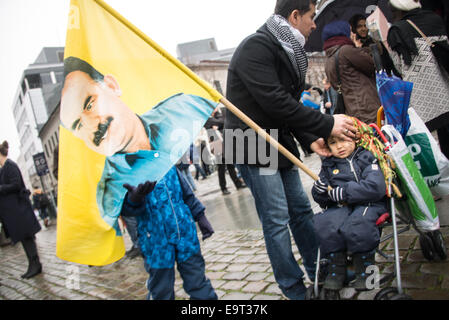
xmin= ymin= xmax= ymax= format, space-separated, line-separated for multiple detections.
xmin=237 ymin=164 xmax=318 ymax=299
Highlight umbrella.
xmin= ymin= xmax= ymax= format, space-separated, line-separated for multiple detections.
xmin=305 ymin=0 xmax=393 ymax=52
xmin=376 ymin=71 xmax=413 ymax=137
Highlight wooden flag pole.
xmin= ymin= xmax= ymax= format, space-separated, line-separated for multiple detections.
xmin=219 ymin=97 xmax=320 ymax=181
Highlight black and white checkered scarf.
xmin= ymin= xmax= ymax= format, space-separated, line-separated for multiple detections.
xmin=266 ymin=14 xmax=308 ymax=83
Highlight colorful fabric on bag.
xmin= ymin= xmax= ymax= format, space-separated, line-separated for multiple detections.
xmin=350 ymin=117 xmax=399 ymax=197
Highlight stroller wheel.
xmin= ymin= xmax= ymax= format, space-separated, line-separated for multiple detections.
xmin=419 ymin=233 xmax=436 ymax=261
xmin=429 ymin=230 xmax=447 ymax=261
xmin=305 ymin=285 xmax=320 ymax=300
xmin=319 ymin=288 xmax=340 ymax=300
xmin=374 ymin=287 xmax=400 ymax=300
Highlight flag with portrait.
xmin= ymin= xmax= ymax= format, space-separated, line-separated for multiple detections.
xmin=57 ymin=0 xmax=221 ymax=265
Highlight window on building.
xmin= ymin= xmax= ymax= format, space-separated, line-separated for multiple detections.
xmin=20 ymin=127 xmax=32 ymax=147
xmin=57 ymin=50 xmax=64 ymax=62
xmin=17 ymin=112 xmax=28 ymax=131
xmin=40 ymin=72 xmax=53 ymax=85
xmin=51 ymin=135 xmax=56 ymax=149
xmin=45 ymin=144 xmax=49 ymax=158
xmin=26 ymin=74 xmax=42 ymax=89
xmin=13 ymin=100 xmax=22 ymax=119
xmin=54 ymin=131 xmax=59 ymax=144
xmin=55 ymin=71 xmax=64 ymax=83
xmin=21 ymin=80 xmax=27 ymax=95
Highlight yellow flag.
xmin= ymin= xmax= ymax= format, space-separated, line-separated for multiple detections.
xmin=57 ymin=0 xmax=222 ymax=265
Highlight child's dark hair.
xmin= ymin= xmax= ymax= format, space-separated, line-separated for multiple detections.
xmin=0 ymin=140 xmax=9 ymax=156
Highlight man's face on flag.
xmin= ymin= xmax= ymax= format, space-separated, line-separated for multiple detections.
xmin=61 ymin=71 xmax=139 ymax=156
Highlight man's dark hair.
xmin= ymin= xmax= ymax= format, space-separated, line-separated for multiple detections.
xmin=274 ymin=0 xmax=317 ymax=18
xmin=0 ymin=140 xmax=8 ymax=157
xmin=63 ymin=56 xmax=104 ymax=83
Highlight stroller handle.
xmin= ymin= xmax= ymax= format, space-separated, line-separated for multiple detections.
xmin=369 ymin=123 xmax=390 ymax=146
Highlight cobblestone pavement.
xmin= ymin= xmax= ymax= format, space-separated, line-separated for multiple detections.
xmin=1 ymin=153 xmax=449 ymax=300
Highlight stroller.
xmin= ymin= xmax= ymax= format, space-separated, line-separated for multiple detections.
xmin=306 ymin=118 xmax=446 ymax=300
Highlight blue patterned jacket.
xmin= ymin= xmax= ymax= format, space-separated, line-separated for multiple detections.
xmin=121 ymin=166 xmax=204 ymax=269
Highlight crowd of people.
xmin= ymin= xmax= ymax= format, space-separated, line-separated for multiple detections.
xmin=1 ymin=0 xmax=448 ymax=300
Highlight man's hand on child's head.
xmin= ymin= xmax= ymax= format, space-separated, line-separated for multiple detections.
xmin=123 ymin=181 xmax=157 ymax=204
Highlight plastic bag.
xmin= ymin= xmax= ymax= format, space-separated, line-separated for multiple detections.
xmin=405 ymin=108 xmax=449 ymax=197
xmin=382 ymin=125 xmax=439 ymax=232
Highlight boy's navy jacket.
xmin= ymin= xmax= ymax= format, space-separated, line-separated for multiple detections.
xmin=312 ymin=147 xmax=387 ymax=209
xmin=121 ymin=166 xmax=204 ymax=269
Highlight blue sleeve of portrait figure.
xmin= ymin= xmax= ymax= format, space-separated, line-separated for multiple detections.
xmin=145 ymin=93 xmax=217 ymax=155
xmin=176 ymin=168 xmax=205 ymax=221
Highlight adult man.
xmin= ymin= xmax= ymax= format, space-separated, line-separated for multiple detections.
xmin=60 ymin=57 xmax=217 ymax=233
xmin=322 ymin=78 xmax=339 ymax=115
xmin=224 ymin=0 xmax=356 ymax=299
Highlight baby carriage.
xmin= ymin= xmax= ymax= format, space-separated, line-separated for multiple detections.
xmin=306 ymin=117 xmax=446 ymax=300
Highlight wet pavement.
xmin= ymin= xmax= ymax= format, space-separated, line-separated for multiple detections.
xmin=1 ymin=153 xmax=449 ymax=300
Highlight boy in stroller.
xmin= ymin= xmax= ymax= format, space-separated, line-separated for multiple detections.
xmin=312 ymin=134 xmax=388 ymax=291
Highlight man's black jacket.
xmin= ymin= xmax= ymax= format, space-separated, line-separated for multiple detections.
xmin=224 ymin=24 xmax=334 ymax=168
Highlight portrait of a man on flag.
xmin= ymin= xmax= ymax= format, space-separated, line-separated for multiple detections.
xmin=60 ymin=56 xmax=217 ymax=234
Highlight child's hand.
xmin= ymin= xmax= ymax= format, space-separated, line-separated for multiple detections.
xmin=313 ymin=179 xmax=328 ymax=194
xmin=197 ymin=214 xmax=214 ymax=241
xmin=328 ymin=187 xmax=346 ymax=203
xmin=123 ymin=181 xmax=157 ymax=204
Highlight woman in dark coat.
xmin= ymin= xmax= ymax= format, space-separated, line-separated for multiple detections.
xmin=0 ymin=141 xmax=42 ymax=279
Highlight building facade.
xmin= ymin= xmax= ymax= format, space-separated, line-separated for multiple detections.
xmin=11 ymin=47 xmax=64 ymax=201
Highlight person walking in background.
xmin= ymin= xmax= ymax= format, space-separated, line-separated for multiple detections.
xmin=387 ymin=0 xmax=449 ymax=158
xmin=32 ymin=187 xmax=51 ymax=227
xmin=190 ymin=143 xmax=207 ymax=180
xmin=224 ymin=0 xmax=356 ymax=300
xmin=322 ymin=78 xmax=339 ymax=115
xmin=176 ymin=149 xmax=197 ymax=192
xmin=0 ymin=141 xmax=42 ymax=279
xmin=323 ymin=20 xmax=381 ymax=124
xmin=205 ymin=106 xmax=246 ymax=195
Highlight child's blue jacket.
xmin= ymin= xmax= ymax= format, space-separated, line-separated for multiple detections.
xmin=121 ymin=166 xmax=204 ymax=269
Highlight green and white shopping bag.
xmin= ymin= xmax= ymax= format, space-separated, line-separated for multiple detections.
xmin=382 ymin=125 xmax=440 ymax=232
